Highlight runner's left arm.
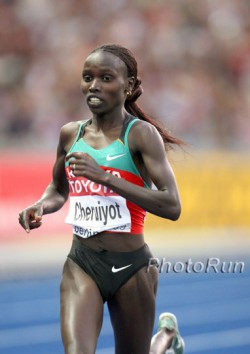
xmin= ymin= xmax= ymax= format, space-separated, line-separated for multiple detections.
xmin=66 ymin=121 xmax=181 ymax=221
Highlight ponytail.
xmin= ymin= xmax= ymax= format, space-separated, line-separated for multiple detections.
xmin=124 ymin=78 xmax=184 ymax=149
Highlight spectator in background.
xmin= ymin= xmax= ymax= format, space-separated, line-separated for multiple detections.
xmin=0 ymin=0 xmax=250 ymax=149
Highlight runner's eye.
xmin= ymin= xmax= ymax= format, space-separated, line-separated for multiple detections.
xmin=102 ymin=75 xmax=113 ymax=82
xmin=83 ymin=75 xmax=92 ymax=82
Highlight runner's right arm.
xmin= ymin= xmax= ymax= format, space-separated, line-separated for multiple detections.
xmin=18 ymin=124 xmax=73 ymax=233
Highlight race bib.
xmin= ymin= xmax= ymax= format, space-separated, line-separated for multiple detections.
xmin=65 ymin=195 xmax=131 ymax=238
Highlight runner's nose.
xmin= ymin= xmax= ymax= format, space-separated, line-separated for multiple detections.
xmin=89 ymin=78 xmax=101 ymax=92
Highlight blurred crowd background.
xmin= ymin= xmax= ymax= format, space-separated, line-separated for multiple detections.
xmin=0 ymin=0 xmax=249 ymax=240
xmin=0 ymin=0 xmax=250 ymax=151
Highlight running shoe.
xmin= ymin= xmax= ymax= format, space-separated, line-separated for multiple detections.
xmin=158 ymin=312 xmax=185 ymax=354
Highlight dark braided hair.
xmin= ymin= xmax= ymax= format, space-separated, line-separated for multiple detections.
xmin=90 ymin=44 xmax=183 ymax=148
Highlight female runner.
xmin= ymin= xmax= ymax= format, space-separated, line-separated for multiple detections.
xmin=19 ymin=44 xmax=182 ymax=354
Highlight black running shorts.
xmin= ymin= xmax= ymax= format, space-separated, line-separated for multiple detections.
xmin=68 ymin=237 xmax=153 ymax=302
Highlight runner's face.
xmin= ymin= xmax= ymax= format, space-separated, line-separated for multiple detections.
xmin=81 ymin=51 xmax=129 ymax=114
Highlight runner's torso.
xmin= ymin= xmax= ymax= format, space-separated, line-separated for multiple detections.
xmin=65 ymin=115 xmax=149 ymax=247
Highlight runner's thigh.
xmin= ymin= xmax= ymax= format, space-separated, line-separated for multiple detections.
xmin=60 ymin=258 xmax=104 ymax=354
xmin=108 ymin=266 xmax=158 ymax=354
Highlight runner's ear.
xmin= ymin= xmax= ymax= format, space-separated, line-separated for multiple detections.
xmin=127 ymin=76 xmax=135 ymax=92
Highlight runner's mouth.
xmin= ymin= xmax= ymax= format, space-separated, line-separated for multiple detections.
xmin=87 ymin=96 xmax=103 ymax=106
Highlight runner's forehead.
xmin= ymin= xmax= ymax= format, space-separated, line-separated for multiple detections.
xmin=83 ymin=51 xmax=127 ymax=74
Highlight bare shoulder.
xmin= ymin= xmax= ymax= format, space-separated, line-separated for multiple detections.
xmin=129 ymin=119 xmax=163 ymax=152
xmin=59 ymin=120 xmax=85 ymax=149
xmin=60 ymin=120 xmax=82 ymax=138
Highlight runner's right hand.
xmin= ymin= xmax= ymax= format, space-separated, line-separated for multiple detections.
xmin=18 ymin=203 xmax=43 ymax=233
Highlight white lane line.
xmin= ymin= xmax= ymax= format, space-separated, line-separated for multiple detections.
xmin=156 ymin=298 xmax=250 ymax=326
xmin=97 ymin=348 xmax=114 ymax=354
xmin=0 ymin=316 xmax=113 ymax=349
xmin=0 ymin=298 xmax=59 ymax=325
xmin=0 ymin=323 xmax=61 ymax=348
xmin=158 ymin=276 xmax=250 ymax=302
xmin=185 ymin=327 xmax=250 ymax=352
